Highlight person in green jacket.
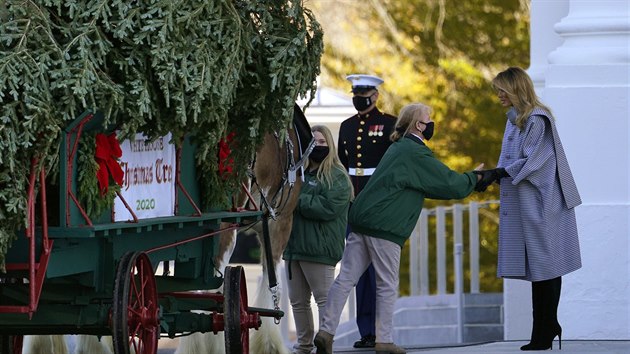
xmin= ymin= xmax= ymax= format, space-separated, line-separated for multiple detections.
xmin=283 ymin=125 xmax=353 ymax=354
xmin=315 ymin=103 xmax=483 ymax=354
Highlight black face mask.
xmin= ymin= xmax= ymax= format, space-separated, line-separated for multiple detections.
xmin=420 ymin=121 xmax=435 ymax=140
xmin=352 ymin=95 xmax=373 ymax=112
xmin=309 ymin=146 xmax=329 ymax=163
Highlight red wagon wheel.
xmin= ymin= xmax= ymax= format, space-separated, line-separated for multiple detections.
xmin=224 ymin=265 xmax=249 ymax=354
xmin=112 ymin=252 xmax=159 ymax=354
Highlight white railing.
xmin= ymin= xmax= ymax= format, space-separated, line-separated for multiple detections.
xmin=409 ymin=200 xmax=500 ymax=296
xmin=408 ymin=200 xmax=500 ymax=343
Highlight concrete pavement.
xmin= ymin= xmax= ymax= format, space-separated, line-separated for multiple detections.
xmin=156 ymin=339 xmax=630 ymax=353
xmin=332 ymin=340 xmax=629 ymax=354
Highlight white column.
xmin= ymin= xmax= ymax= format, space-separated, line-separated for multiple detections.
xmin=544 ymin=0 xmax=630 ymax=340
xmin=504 ymin=0 xmax=570 ymax=341
xmin=528 ymin=0 xmax=570 ymax=91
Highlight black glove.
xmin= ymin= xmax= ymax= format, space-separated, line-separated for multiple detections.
xmin=473 ymin=168 xmax=509 ymax=192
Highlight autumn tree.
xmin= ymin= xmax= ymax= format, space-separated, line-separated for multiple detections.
xmin=308 ymin=0 xmax=530 ymax=293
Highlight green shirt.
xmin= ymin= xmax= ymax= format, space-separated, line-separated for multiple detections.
xmin=349 ymin=135 xmax=476 ymax=247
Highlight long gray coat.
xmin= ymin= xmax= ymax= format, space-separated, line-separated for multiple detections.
xmin=496 ymin=107 xmax=582 ymax=282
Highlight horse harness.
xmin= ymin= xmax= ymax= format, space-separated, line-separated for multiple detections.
xmin=245 ymin=106 xmax=314 ymax=321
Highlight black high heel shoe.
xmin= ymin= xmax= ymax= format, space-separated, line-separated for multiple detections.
xmin=520 ymin=326 xmax=562 ymax=351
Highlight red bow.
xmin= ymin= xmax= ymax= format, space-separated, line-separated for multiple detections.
xmin=218 ymin=132 xmax=236 ymax=177
xmin=95 ymin=133 xmax=124 ymax=196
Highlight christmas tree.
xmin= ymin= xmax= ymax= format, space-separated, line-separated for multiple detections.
xmin=0 ymin=0 xmax=323 ymax=270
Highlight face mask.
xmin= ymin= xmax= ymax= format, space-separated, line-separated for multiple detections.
xmin=309 ymin=146 xmax=329 ymax=163
xmin=352 ymin=95 xmax=373 ymax=112
xmin=420 ymin=121 xmax=435 ymax=140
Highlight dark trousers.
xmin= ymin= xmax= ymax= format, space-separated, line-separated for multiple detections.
xmin=355 ymin=264 xmax=376 ymax=337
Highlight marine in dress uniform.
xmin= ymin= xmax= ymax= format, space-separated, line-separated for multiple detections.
xmin=337 ymin=74 xmax=396 ymax=348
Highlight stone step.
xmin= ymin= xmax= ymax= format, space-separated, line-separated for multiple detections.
xmin=394 ymin=305 xmax=458 ymax=326
xmin=333 ymin=293 xmax=504 ymax=348
xmin=395 ymin=293 xmax=504 ymax=307
xmin=465 ymin=304 xmax=503 ymax=325
xmin=464 ymin=323 xmax=504 ymax=342
xmin=395 ymin=325 xmax=459 ymax=346
xmin=334 ymin=323 xmax=504 ymax=348
xmin=394 ymin=298 xmax=503 ymax=327
xmin=393 ymin=304 xmax=503 ymax=326
xmin=464 ymin=292 xmax=503 ymax=306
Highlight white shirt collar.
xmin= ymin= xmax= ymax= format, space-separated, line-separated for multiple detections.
xmin=410 ymin=132 xmax=424 ymax=142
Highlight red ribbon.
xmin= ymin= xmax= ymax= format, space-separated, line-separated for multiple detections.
xmin=95 ymin=133 xmax=124 ymax=196
xmin=218 ymin=132 xmax=236 ymax=177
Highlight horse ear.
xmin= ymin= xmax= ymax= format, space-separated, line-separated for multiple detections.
xmin=293 ymin=104 xmax=312 ymax=154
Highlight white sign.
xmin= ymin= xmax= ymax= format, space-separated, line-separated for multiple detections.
xmin=114 ymin=133 xmax=176 ymax=221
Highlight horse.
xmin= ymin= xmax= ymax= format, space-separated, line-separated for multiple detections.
xmin=22 ymin=334 xmax=112 ymax=353
xmin=175 ymin=104 xmax=313 ymax=354
xmin=21 ymin=335 xmax=69 ymax=354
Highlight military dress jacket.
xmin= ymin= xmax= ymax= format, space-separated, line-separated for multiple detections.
xmin=337 ymin=107 xmax=396 ymax=194
xmin=497 ymin=107 xmax=582 ymax=282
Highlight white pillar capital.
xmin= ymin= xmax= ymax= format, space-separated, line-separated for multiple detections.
xmin=528 ymin=0 xmax=569 ymax=92
xmin=549 ymin=0 xmax=630 ymax=67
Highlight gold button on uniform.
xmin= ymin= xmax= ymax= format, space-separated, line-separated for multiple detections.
xmin=357 ymin=145 xmax=362 ymax=149
xmin=358 ymin=128 xmax=363 ymax=133
xmin=357 ymin=162 xmax=362 ymax=167
xmin=357 ymin=153 xmax=362 ymax=158
xmin=360 ymin=121 xmax=365 ymax=125
xmin=357 ymin=137 xmax=362 ymax=141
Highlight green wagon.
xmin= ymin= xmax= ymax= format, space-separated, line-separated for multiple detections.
xmin=0 ymin=111 xmax=282 ymax=354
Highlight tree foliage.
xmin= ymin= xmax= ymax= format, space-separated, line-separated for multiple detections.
xmin=308 ymin=0 xmax=530 ymax=292
xmin=0 ymin=0 xmax=323 ymax=269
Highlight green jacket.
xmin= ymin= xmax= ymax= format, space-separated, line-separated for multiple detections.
xmin=349 ymin=135 xmax=476 ymax=247
xmin=282 ymin=166 xmax=352 ymax=266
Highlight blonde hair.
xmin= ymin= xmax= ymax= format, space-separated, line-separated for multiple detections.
xmin=307 ymin=125 xmax=354 ymax=199
xmin=492 ymin=67 xmax=553 ymax=130
xmin=390 ymin=103 xmax=433 ymax=142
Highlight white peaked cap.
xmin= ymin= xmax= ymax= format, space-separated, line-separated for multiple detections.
xmin=346 ymin=74 xmax=384 ymax=92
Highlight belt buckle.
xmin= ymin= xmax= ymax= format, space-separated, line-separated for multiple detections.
xmin=356 ymin=168 xmax=364 ymax=176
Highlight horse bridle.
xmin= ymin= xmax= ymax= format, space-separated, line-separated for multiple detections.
xmin=249 ymin=127 xmax=315 ymax=221
xmin=243 ymin=121 xmax=315 ymax=323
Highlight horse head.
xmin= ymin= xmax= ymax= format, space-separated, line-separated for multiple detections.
xmin=249 ymin=104 xmax=313 ymax=264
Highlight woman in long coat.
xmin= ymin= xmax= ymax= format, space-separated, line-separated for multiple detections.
xmin=475 ymin=67 xmax=582 ymax=351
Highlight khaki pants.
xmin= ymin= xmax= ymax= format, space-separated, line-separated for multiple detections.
xmin=286 ymin=260 xmax=335 ymax=354
xmin=320 ymin=232 xmax=401 ymax=343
